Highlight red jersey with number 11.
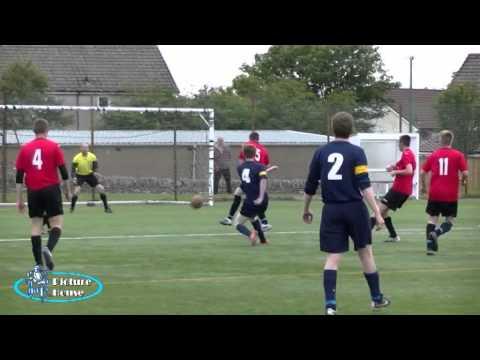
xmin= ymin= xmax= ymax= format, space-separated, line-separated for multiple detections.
xmin=422 ymin=147 xmax=468 ymax=202
xmin=16 ymin=137 xmax=66 ymax=191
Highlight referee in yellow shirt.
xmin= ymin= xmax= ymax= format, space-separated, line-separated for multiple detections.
xmin=70 ymin=143 xmax=112 ymax=213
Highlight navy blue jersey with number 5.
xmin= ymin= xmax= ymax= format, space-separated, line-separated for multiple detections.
xmin=238 ymin=161 xmax=268 ymax=204
xmin=304 ymin=141 xmax=371 ymax=203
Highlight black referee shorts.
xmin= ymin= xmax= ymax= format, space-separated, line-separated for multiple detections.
xmin=27 ymin=185 xmax=64 ymax=219
xmin=76 ymin=174 xmax=99 ymax=188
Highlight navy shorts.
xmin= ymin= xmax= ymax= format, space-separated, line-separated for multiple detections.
xmin=320 ymin=201 xmax=372 ymax=253
xmin=240 ymin=196 xmax=269 ymax=219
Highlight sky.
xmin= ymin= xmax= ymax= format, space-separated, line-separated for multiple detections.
xmin=158 ymin=45 xmax=480 ymax=95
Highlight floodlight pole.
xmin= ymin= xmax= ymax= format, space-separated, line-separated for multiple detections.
xmin=409 ymin=56 xmax=414 ymax=133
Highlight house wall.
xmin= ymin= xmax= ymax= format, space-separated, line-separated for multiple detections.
xmin=49 ymin=93 xmax=123 ymax=130
xmin=367 ymin=109 xmax=417 ymax=133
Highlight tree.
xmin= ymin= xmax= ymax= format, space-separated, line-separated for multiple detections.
xmin=435 ymin=82 xmax=480 ymax=154
xmin=0 ymin=60 xmax=72 ymax=129
xmin=240 ymin=45 xmax=399 ymax=126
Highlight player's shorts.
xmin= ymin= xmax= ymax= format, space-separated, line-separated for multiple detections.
xmin=426 ymin=201 xmax=458 ymax=218
xmin=320 ymin=201 xmax=372 ymax=253
xmin=240 ymin=196 xmax=269 ymax=219
xmin=381 ymin=189 xmax=409 ymax=211
xmin=27 ymin=184 xmax=64 ymax=219
xmin=76 ymin=174 xmax=98 ymax=187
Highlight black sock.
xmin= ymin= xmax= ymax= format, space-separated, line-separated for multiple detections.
xmin=228 ymin=195 xmax=242 ymax=218
xmin=31 ymin=236 xmax=43 ymax=266
xmin=370 ymin=217 xmax=376 ymax=230
xmin=435 ymin=222 xmax=453 ymax=238
xmin=384 ymin=217 xmax=397 ymax=238
xmin=364 ymin=272 xmax=382 ymax=302
xmin=71 ymin=195 xmax=78 ymax=210
xmin=426 ymin=223 xmax=436 ymax=240
xmin=236 ymin=224 xmax=251 ymax=238
xmin=251 ymin=219 xmax=266 ymax=243
xmin=47 ymin=227 xmax=61 ymax=252
xmin=324 ymin=270 xmax=337 ymax=309
xmin=100 ymin=193 xmax=109 ymax=210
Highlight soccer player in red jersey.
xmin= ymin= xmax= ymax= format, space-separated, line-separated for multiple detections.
xmin=220 ymin=132 xmax=274 ymax=231
xmin=370 ymin=135 xmax=416 ymax=242
xmin=15 ymin=119 xmax=72 ymax=271
xmin=420 ymin=130 xmax=468 ymax=255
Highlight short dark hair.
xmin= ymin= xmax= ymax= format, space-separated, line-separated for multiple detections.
xmin=332 ymin=112 xmax=354 ymax=138
xmin=399 ymin=135 xmax=411 ymax=147
xmin=249 ymin=132 xmax=259 ymax=141
xmin=33 ymin=118 xmax=49 ymax=135
xmin=440 ymin=130 xmax=454 ymax=146
xmin=243 ymin=145 xmax=256 ymax=159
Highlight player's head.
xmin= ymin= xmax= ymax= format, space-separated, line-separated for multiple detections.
xmin=33 ymin=118 xmax=49 ymax=137
xmin=80 ymin=143 xmax=90 ymax=154
xmin=399 ymin=135 xmax=411 ymax=150
xmin=440 ymin=130 xmax=454 ymax=147
xmin=217 ymin=137 xmax=224 ymax=146
xmin=243 ymin=145 xmax=256 ymax=160
xmin=332 ymin=112 xmax=354 ymax=139
xmin=249 ymin=132 xmax=260 ymax=142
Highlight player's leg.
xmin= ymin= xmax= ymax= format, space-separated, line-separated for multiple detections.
xmin=371 ymin=191 xmax=400 ymax=242
xmin=27 ymin=189 xmax=45 ymax=268
xmin=223 ymin=169 xmax=232 ymax=194
xmin=251 ymin=216 xmax=268 ymax=244
xmin=70 ymin=183 xmax=82 ymax=212
xmin=214 ymin=170 xmax=221 ymax=195
xmin=351 ymin=201 xmax=390 ymax=309
xmin=320 ymin=204 xmax=349 ymax=315
xmin=430 ymin=203 xmax=457 ymax=244
xmin=220 ymin=187 xmax=243 ymax=225
xmin=233 ymin=212 xmax=257 ymax=246
xmin=258 ymin=196 xmax=272 ymax=232
xmin=41 ymin=186 xmax=65 ymax=270
xmin=425 ymin=201 xmax=441 ymax=255
xmin=95 ymin=184 xmax=112 ymax=213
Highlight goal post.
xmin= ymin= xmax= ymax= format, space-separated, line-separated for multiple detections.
xmin=0 ymin=104 xmax=215 ymax=207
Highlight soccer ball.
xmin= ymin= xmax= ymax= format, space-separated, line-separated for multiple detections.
xmin=190 ymin=195 xmax=204 ymax=209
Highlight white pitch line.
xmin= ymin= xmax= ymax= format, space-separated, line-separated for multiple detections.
xmin=0 ymin=228 xmax=477 ymax=243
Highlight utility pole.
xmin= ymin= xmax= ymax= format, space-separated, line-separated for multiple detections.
xmin=409 ymin=56 xmax=415 ymax=133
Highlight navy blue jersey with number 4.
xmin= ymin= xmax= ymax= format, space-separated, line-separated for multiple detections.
xmin=305 ymin=141 xmax=371 ymax=203
xmin=238 ymin=161 xmax=268 ymax=204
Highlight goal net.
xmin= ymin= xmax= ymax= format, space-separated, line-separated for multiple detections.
xmin=350 ymin=133 xmax=420 ymax=199
xmin=0 ymin=105 xmax=215 ymax=207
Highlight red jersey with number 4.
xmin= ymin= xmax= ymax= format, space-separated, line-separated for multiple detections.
xmin=239 ymin=140 xmax=270 ymax=166
xmin=16 ymin=138 xmax=65 ymax=191
xmin=422 ymin=147 xmax=468 ymax=202
xmin=392 ymin=148 xmax=416 ymax=196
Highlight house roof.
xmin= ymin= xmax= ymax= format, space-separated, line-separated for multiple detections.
xmin=451 ymin=53 xmax=480 ymax=87
xmin=386 ymin=88 xmax=443 ymax=130
xmin=6 ymin=130 xmax=328 ymax=146
xmin=0 ymin=45 xmax=178 ymax=94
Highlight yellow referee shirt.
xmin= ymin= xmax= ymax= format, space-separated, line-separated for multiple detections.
xmin=72 ymin=152 xmax=97 ymax=176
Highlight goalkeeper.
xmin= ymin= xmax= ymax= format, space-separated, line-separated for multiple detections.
xmin=70 ymin=143 xmax=112 ymax=214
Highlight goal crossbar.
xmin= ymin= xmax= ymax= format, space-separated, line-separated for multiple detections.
xmin=0 ymin=104 xmax=216 ymax=207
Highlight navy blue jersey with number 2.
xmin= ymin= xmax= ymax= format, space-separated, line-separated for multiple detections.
xmin=304 ymin=140 xmax=371 ymax=203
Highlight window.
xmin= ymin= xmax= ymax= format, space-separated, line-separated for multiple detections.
xmin=98 ymin=96 xmax=110 ymax=107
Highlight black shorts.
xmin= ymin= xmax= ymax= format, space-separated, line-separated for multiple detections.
xmin=76 ymin=174 xmax=98 ymax=187
xmin=240 ymin=196 xmax=269 ymax=219
xmin=320 ymin=201 xmax=372 ymax=253
xmin=426 ymin=201 xmax=458 ymax=218
xmin=27 ymin=185 xmax=64 ymax=219
xmin=381 ymin=189 xmax=409 ymax=211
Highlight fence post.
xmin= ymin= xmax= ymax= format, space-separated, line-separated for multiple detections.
xmin=1 ymin=106 xmax=7 ymax=203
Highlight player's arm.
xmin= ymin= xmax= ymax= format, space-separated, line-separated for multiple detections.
xmin=420 ymin=155 xmax=433 ymax=195
xmin=56 ymin=147 xmax=71 ymax=201
xmin=303 ymin=150 xmax=322 ymax=224
xmin=254 ymin=168 xmax=268 ymax=205
xmin=266 ymin=165 xmax=279 ymax=173
xmin=14 ymin=148 xmax=26 ymax=213
xmin=391 ymin=163 xmax=413 ymax=177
